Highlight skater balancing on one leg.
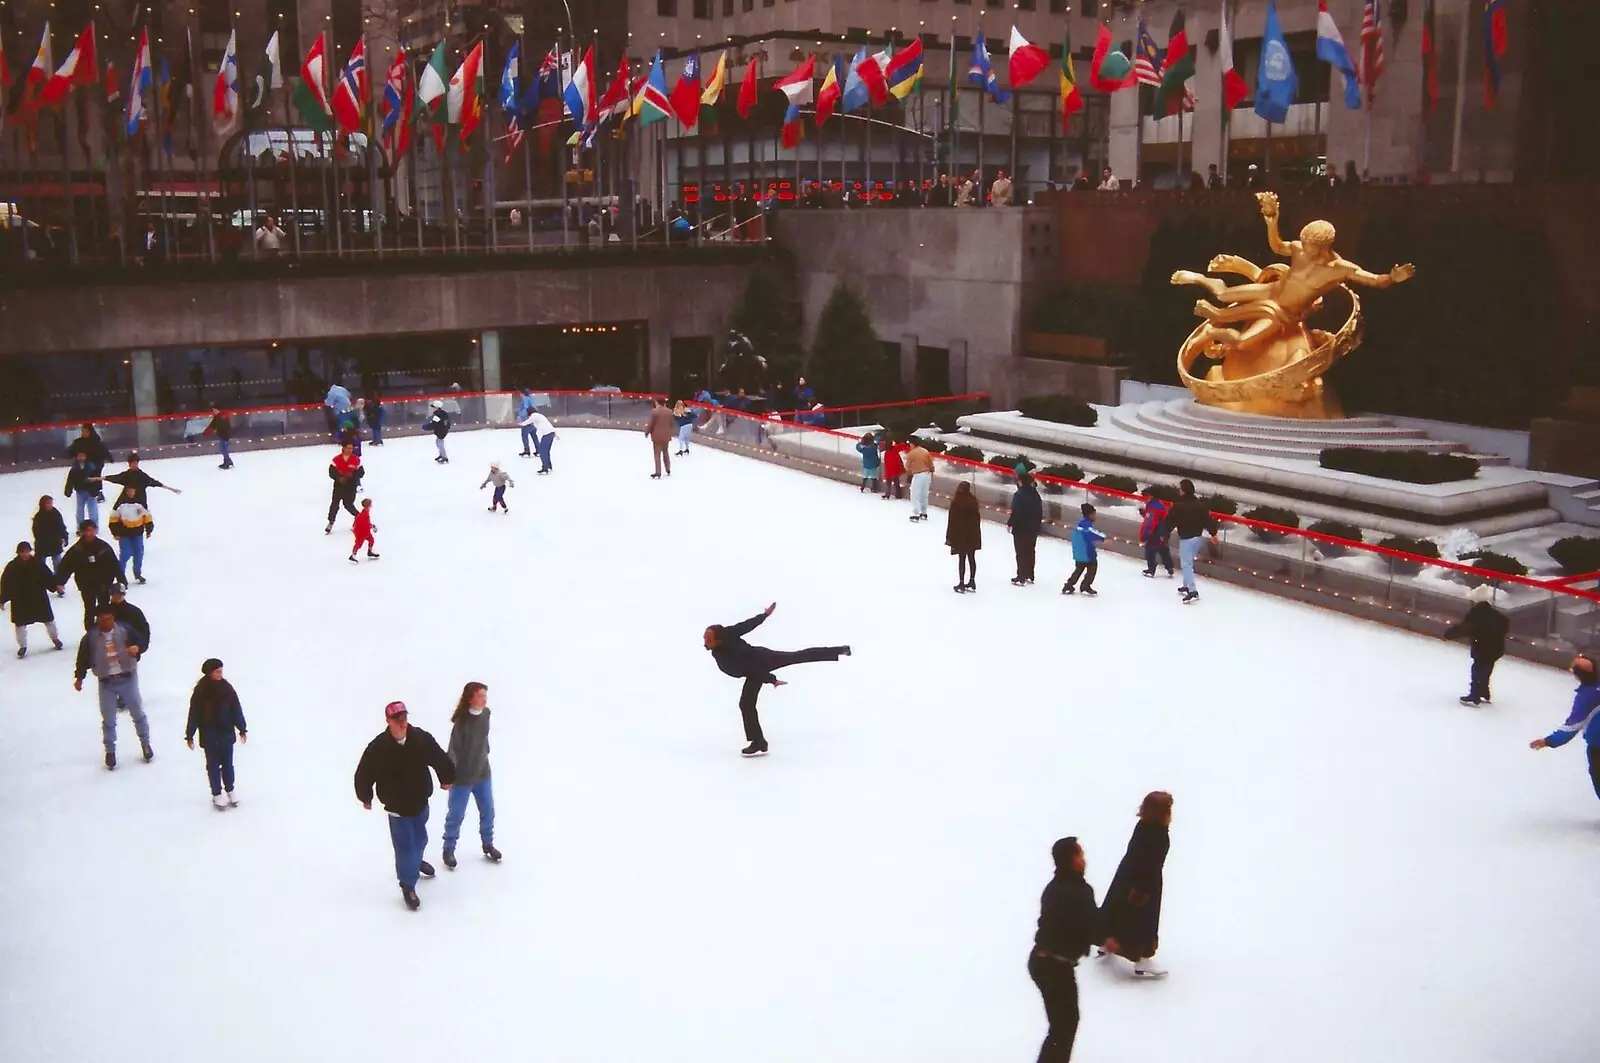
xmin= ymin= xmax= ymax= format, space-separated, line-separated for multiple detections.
xmin=1099 ymin=791 xmax=1174 ymax=978
xmin=480 ymin=463 xmax=514 ymax=513
xmin=349 ymin=499 xmax=379 ymax=563
xmin=326 ymin=442 xmax=363 ymax=534
xmin=442 ymin=681 xmax=501 ymax=869
xmin=1030 ymin=837 xmax=1118 ymax=1063
xmin=2 ymin=542 xmax=64 ymax=658
xmin=1445 ymin=584 xmax=1509 ymax=706
xmin=1062 ymin=504 xmax=1106 ymax=597
xmin=704 ymin=602 xmax=851 ymax=757
xmin=946 ymin=481 xmax=981 ymax=593
xmin=185 ymin=659 xmax=247 ymax=810
xmin=1528 ymin=655 xmax=1600 ymax=803
xmin=354 ymin=701 xmax=456 ymax=911
xmin=855 ymin=432 xmax=882 ymax=493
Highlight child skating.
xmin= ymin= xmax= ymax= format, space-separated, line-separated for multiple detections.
xmin=855 ymin=432 xmax=882 ymax=493
xmin=185 ymin=658 xmax=248 ymax=809
xmin=1062 ymin=503 xmax=1106 ymax=596
xmin=480 ymin=463 xmax=515 ymax=513
xmin=350 ymin=498 xmax=379 ymax=562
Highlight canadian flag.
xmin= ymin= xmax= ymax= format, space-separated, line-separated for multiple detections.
xmin=1006 ymin=27 xmax=1051 ymax=89
xmin=41 ymin=24 xmax=97 ymax=107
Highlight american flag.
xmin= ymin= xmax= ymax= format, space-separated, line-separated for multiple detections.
xmin=1361 ymin=0 xmax=1385 ymax=98
xmin=1133 ymin=20 xmax=1164 ymax=87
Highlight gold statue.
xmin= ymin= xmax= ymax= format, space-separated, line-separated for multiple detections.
xmin=1170 ymin=192 xmax=1415 ymax=419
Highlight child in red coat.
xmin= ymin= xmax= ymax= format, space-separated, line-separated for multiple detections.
xmin=880 ymin=438 xmax=909 ymax=500
xmin=350 ymin=498 xmax=379 ymax=563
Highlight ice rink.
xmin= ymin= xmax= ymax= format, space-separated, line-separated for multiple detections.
xmin=1 ymin=427 xmax=1596 ymax=1063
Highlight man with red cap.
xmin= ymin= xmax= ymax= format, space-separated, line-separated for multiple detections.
xmin=354 ymin=701 xmax=456 ymax=910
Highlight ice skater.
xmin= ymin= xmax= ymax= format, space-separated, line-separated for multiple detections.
xmin=203 ymin=406 xmax=234 ymax=469
xmin=425 ymin=400 xmax=452 ymax=463
xmin=480 ymin=463 xmax=514 ymax=512
xmin=904 ymin=440 xmax=934 ymax=521
xmin=64 ymin=453 xmax=101 ymax=529
xmin=100 ymin=453 xmax=182 ymax=508
xmin=1008 ymin=472 xmax=1043 ymax=586
xmin=2 ymin=542 xmax=63 ymax=658
xmin=673 ymin=401 xmax=697 ymax=456
xmin=1062 ymin=504 xmax=1106 ymax=596
xmin=881 ymin=436 xmax=908 ymax=500
xmin=855 ymin=432 xmax=882 ymax=493
xmin=108 ymin=487 xmax=154 ymax=585
xmin=946 ymin=481 xmax=981 ymax=593
xmin=704 ymin=602 xmax=851 ymax=757
xmin=519 ymin=407 xmax=557 ymax=472
xmin=1099 ymin=791 xmax=1174 ymax=978
xmin=74 ymin=603 xmax=152 ymax=770
xmin=32 ymin=495 xmax=69 ymax=581
xmin=326 ymin=442 xmax=363 ymax=534
xmin=185 ymin=658 xmax=248 ymax=810
xmin=1528 ymin=655 xmax=1600 ymax=802
xmin=646 ymin=398 xmax=675 ymax=479
xmin=1445 ymin=584 xmax=1509 ymax=705
xmin=1030 ymin=837 xmax=1117 ymax=1063
xmin=107 ymin=584 xmax=151 ymax=653
xmin=1138 ymin=495 xmax=1174 ymax=577
xmin=350 ymin=498 xmax=379 ymax=562
xmin=1161 ymin=480 xmax=1219 ymax=604
xmin=52 ymin=520 xmax=125 ymax=631
xmin=354 ymin=701 xmax=457 ymax=911
xmin=442 ymin=681 xmax=501 ymax=868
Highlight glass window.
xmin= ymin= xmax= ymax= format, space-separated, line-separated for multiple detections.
xmin=657 ymin=0 xmax=677 ymax=15
xmin=694 ymin=0 xmax=712 ymax=16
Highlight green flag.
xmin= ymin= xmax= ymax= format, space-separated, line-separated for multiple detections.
xmin=1153 ymin=13 xmax=1196 ymax=117
xmin=246 ymin=30 xmax=282 ymax=130
xmin=418 ymin=40 xmax=449 ymax=122
xmin=292 ymin=33 xmax=335 ymax=134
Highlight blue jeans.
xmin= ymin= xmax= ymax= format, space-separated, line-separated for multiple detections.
xmin=371 ymin=423 xmax=383 ymax=444
xmin=204 ymin=742 xmax=236 ymax=795
xmin=536 ymin=433 xmax=554 ymax=471
xmin=434 ymin=436 xmax=448 ymax=460
xmin=520 ymin=425 xmax=536 ymax=454
xmin=97 ymin=675 xmax=149 ymax=754
xmin=387 ymin=804 xmax=430 ymax=889
xmin=491 ymin=484 xmax=507 ymax=508
xmin=442 ymin=778 xmax=495 ymax=851
xmin=218 ymin=437 xmax=232 ymax=465
xmin=1179 ymin=536 xmax=1203 ymax=592
xmin=677 ymin=423 xmax=693 ymax=450
xmin=119 ymin=534 xmax=146 ymax=580
xmin=75 ymin=493 xmax=99 ymax=529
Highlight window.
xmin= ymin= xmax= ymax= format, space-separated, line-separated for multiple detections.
xmin=1018 ymin=0 xmax=1035 ymax=9
xmin=743 ymin=0 xmax=753 ymax=11
xmin=763 ymin=0 xmax=774 ymax=8
xmin=919 ymin=33 xmax=941 ymax=48
xmin=1083 ymin=0 xmax=1100 ymax=14
xmin=846 ymin=27 xmax=870 ymax=42
xmin=657 ymin=0 xmax=677 ymax=14
xmin=1049 ymin=42 xmax=1063 ymax=59
xmin=693 ymin=0 xmax=712 ymax=15
xmin=1049 ymin=0 xmax=1069 ymax=10
xmin=985 ymin=0 xmax=1002 ymax=8
xmin=954 ymin=35 xmax=973 ymax=52
xmin=723 ymin=0 xmax=734 ymax=13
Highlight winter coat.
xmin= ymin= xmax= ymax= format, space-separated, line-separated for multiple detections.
xmin=53 ymin=538 xmax=123 ymax=594
xmin=945 ymin=492 xmax=982 ymax=554
xmin=1543 ymin=679 xmax=1600 ymax=750
xmin=74 ymin=622 xmax=143 ymax=682
xmin=108 ymin=502 xmax=154 ymax=540
xmin=447 ymin=709 xmax=492 ymax=786
xmin=1034 ymin=860 xmax=1107 ymax=960
xmin=0 ymin=556 xmax=56 ymax=626
xmin=481 ymin=469 xmax=514 ymax=489
xmin=425 ymin=409 xmax=452 ymax=438
xmin=63 ymin=462 xmax=98 ymax=499
xmin=111 ymin=600 xmax=150 ymax=650
xmin=324 ymin=384 xmax=352 ymax=414
xmin=1139 ymin=499 xmax=1171 ymax=544
xmin=329 ymin=454 xmax=363 ymax=490
xmin=185 ymin=677 xmax=248 ymax=748
xmin=67 ymin=433 xmax=112 ymax=470
xmin=101 ymin=469 xmax=165 ymax=508
xmin=882 ymin=442 xmax=908 ymax=479
xmin=1163 ymin=496 xmax=1219 ymax=541
xmin=645 ymin=406 xmax=676 ymax=444
xmin=205 ymin=414 xmax=232 ymax=440
xmin=32 ymin=507 xmax=69 ymax=557
xmin=674 ymin=411 xmax=698 ymax=430
xmin=855 ymin=441 xmax=882 ymax=471
xmin=1071 ymin=518 xmax=1106 ymax=563
xmin=366 ymin=402 xmax=385 ymax=428
xmin=903 ymin=446 xmax=935 ymax=476
xmin=1100 ymin=820 xmax=1170 ymax=960
xmin=1008 ymin=482 xmax=1043 ymax=536
xmin=1445 ymin=602 xmax=1510 ymax=660
xmin=709 ymin=613 xmax=780 ymax=681
xmin=520 ymin=411 xmax=556 ymax=437
xmin=354 ymin=726 xmax=456 ymax=818
xmin=352 ymin=509 xmax=374 ymax=539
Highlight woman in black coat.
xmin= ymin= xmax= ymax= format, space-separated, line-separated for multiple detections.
xmin=1101 ymin=790 xmax=1173 ymax=977
xmin=945 ymin=481 xmax=982 ymax=593
xmin=32 ymin=495 xmax=69 ymax=571
xmin=1 ymin=542 xmax=62 ymax=657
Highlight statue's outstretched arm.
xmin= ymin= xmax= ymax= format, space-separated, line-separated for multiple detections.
xmin=1347 ymin=261 xmax=1417 ymax=288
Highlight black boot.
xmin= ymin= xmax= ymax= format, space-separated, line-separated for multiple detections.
xmin=740 ymin=741 xmax=769 ymax=758
xmin=104 ymin=750 xmax=116 ymax=770
xmin=419 ymin=860 xmax=436 ymax=878
xmin=402 ymin=887 xmax=421 ymax=911
xmin=141 ymin=742 xmax=154 ymax=763
xmin=443 ymin=849 xmax=457 ymax=870
xmin=483 ymin=844 xmax=502 ymax=863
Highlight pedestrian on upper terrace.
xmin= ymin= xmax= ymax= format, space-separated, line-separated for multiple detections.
xmin=1098 ymin=167 xmax=1121 ymax=191
xmin=1446 ymin=584 xmax=1510 ymax=706
xmin=1008 ymin=472 xmax=1043 ymax=587
xmin=991 ymin=170 xmax=1013 ymax=207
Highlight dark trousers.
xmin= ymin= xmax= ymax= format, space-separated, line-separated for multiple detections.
xmin=491 ymin=485 xmax=507 ymax=510
xmin=204 ymin=743 xmax=236 ymax=796
xmin=1028 ymin=951 xmax=1081 ymax=1062
xmin=328 ymin=486 xmax=358 ymax=524
xmin=1588 ymin=745 xmax=1600 ymax=803
xmin=957 ymin=551 xmax=976 ymax=583
xmin=1468 ymin=654 xmax=1499 ymax=701
xmin=79 ymin=582 xmax=114 ymax=631
xmin=735 ymin=646 xmax=848 ymax=745
xmin=1065 ymin=562 xmax=1098 ymax=592
xmin=883 ymin=475 xmax=903 ymax=499
xmin=1143 ymin=540 xmax=1174 ymax=575
xmin=1014 ymin=533 xmax=1038 ymax=581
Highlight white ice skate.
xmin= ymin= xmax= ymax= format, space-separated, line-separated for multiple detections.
xmin=212 ymin=793 xmax=227 ymax=811
xmin=1133 ymin=957 xmax=1168 ymax=979
xmin=225 ymin=789 xmax=238 ymax=808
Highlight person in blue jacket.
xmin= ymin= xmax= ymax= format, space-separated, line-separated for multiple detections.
xmin=1529 ymin=655 xmax=1600 ymax=802
xmin=673 ymin=401 xmax=698 ymax=456
xmin=1008 ymin=473 xmax=1044 ymax=586
xmin=1062 ymin=503 xmax=1107 ymax=596
xmin=855 ymin=432 xmax=882 ymax=493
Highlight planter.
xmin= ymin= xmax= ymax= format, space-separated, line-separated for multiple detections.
xmin=1249 ymin=528 xmax=1291 ymax=544
xmin=1025 ymin=332 xmax=1114 ymax=363
xmin=1386 ymin=557 xmax=1426 ymax=578
xmin=1315 ymin=543 xmax=1353 ymax=559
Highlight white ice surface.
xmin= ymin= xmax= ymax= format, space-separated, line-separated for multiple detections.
xmin=1 ymin=429 xmax=1597 ymax=1063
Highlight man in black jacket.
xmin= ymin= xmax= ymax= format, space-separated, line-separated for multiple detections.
xmin=1008 ymin=473 xmax=1044 ymax=586
xmin=705 ymin=602 xmax=850 ymax=757
xmin=1160 ymin=479 xmax=1220 ymax=604
xmin=1445 ymin=584 xmax=1510 ymax=705
xmin=52 ymin=521 xmax=126 ymax=630
xmin=424 ymin=401 xmax=452 ymax=464
xmin=354 ymin=701 xmax=456 ymax=910
xmin=1030 ymin=837 xmax=1117 ymax=1062
xmin=107 ymin=584 xmax=151 ymax=655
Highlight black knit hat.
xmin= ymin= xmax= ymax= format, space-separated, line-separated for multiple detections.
xmin=202 ymin=658 xmax=224 ymax=675
xmin=15 ymin=541 xmax=31 ymax=554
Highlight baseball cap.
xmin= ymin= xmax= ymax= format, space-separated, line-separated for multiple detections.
xmin=384 ymin=701 xmax=408 ymax=719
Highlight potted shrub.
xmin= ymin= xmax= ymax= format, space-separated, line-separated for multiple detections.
xmin=1377 ymin=534 xmax=1440 ymax=577
xmin=1087 ymin=473 xmax=1138 ymax=505
xmin=1142 ymin=483 xmax=1180 ymax=505
xmin=1320 ymin=447 xmax=1480 ymax=484
xmin=1242 ymin=505 xmax=1301 ymax=543
xmin=1016 ymin=395 xmax=1099 ymax=427
xmin=1459 ymin=550 xmax=1529 ymax=587
xmin=987 ymin=453 xmax=1034 ymax=477
xmin=1548 ymin=536 xmax=1600 ymax=576
xmin=1037 ymin=463 xmax=1085 ymax=494
xmin=915 ymin=437 xmax=948 ymax=454
xmin=1203 ymin=494 xmax=1240 ymax=518
xmin=945 ymin=444 xmax=986 ymax=464
xmin=1306 ymin=519 xmax=1365 ymax=559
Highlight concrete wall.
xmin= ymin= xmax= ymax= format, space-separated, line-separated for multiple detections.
xmin=775 ymin=206 xmax=1057 ymax=407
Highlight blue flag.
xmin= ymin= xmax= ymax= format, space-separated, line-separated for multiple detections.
xmin=500 ymin=41 xmax=522 ymax=116
xmin=842 ymin=47 xmax=872 ymax=113
xmin=1255 ymin=0 xmax=1298 ymax=124
xmin=966 ymin=30 xmax=1011 ymax=104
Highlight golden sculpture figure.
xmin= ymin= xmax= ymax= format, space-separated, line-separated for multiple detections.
xmin=1170 ymin=192 xmax=1415 ymax=419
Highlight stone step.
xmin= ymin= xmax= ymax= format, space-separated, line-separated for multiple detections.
xmin=1133 ymin=405 xmax=1457 ymax=452
xmin=1181 ymin=400 xmax=1395 ymax=429
xmin=1158 ymin=401 xmax=1433 ymax=441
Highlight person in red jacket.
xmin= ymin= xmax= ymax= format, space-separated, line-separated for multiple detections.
xmin=350 ymin=498 xmax=379 ymax=563
xmin=880 ymin=437 xmax=909 ymax=500
xmin=326 ymin=443 xmax=363 ymax=535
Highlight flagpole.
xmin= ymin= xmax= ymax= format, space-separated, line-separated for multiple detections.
xmin=368 ymin=35 xmax=383 ymax=258
xmin=59 ymin=110 xmax=81 ymax=265
xmin=976 ymin=78 xmax=983 ymax=200
xmin=1175 ymin=108 xmax=1184 ymax=183
xmin=522 ymin=35 xmax=535 ymax=251
xmin=194 ymin=29 xmax=216 ymax=264
xmin=1449 ymin=0 xmax=1469 ymax=176
xmin=282 ymin=76 xmax=301 ymax=258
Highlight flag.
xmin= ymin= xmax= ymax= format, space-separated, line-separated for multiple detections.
xmin=246 ymin=31 xmax=282 ymax=129
xmin=104 ymin=61 xmax=120 ymax=106
xmin=1256 ymin=0 xmax=1298 ymax=123
xmin=736 ymin=54 xmax=759 ymax=118
xmin=1133 ymin=21 xmax=1164 ymax=87
xmin=967 ymin=31 xmax=1010 ymax=104
xmin=448 ymin=40 xmax=485 ymax=144
xmin=872 ymin=46 xmax=894 ymax=104
xmin=41 ymin=24 xmax=96 ymax=107
xmin=671 ymin=52 xmax=702 ymax=128
xmin=418 ymin=39 xmax=449 ymax=117
xmin=125 ymin=28 xmax=151 ymax=137
xmin=1058 ymin=30 xmax=1083 ymax=133
xmin=635 ymin=51 xmax=673 ymax=127
xmin=331 ymin=37 xmax=365 ymax=137
xmin=517 ymin=45 xmax=560 ymax=112
xmin=842 ymin=47 xmax=872 ymax=113
xmin=168 ymin=30 xmax=195 ymax=156
xmin=701 ymin=52 xmax=727 ymax=106
xmin=886 ymin=39 xmax=923 ymax=100
xmin=499 ymin=40 xmax=521 ymax=116
xmin=16 ymin=22 xmax=53 ymax=118
xmin=1361 ymin=0 xmax=1385 ymax=99
xmin=597 ymin=55 xmax=633 ymax=119
xmin=1483 ymin=0 xmax=1507 ymax=108
xmin=1421 ymin=0 xmax=1439 ymax=118
xmin=1154 ymin=12 xmax=1196 ymax=116
xmin=381 ymin=48 xmax=412 ymax=158
xmin=1316 ymin=0 xmax=1362 ymax=109
xmin=1006 ymin=27 xmax=1049 ymax=89
xmin=816 ymin=54 xmax=845 ymax=127
xmin=1220 ymin=1 xmax=1250 ymax=114
xmin=775 ymin=53 xmax=814 ymax=148
xmin=1090 ymin=23 xmax=1137 ymax=93
xmin=294 ymin=32 xmax=335 ymax=133
xmin=213 ymin=29 xmax=240 ymax=136
xmin=562 ymin=44 xmax=595 ymax=127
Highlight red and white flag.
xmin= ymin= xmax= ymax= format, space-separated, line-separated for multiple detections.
xmin=1360 ymin=0 xmax=1386 ymax=100
xmin=331 ymin=38 xmax=368 ymax=136
xmin=1006 ymin=27 xmax=1051 ymax=89
xmin=213 ymin=29 xmax=240 ymax=136
xmin=41 ymin=24 xmax=97 ymax=107
xmin=15 ymin=22 xmax=55 ymax=118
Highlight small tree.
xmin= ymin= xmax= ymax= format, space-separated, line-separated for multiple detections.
xmin=808 ymin=282 xmax=898 ymax=406
xmin=727 ymin=255 xmax=804 ymax=388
